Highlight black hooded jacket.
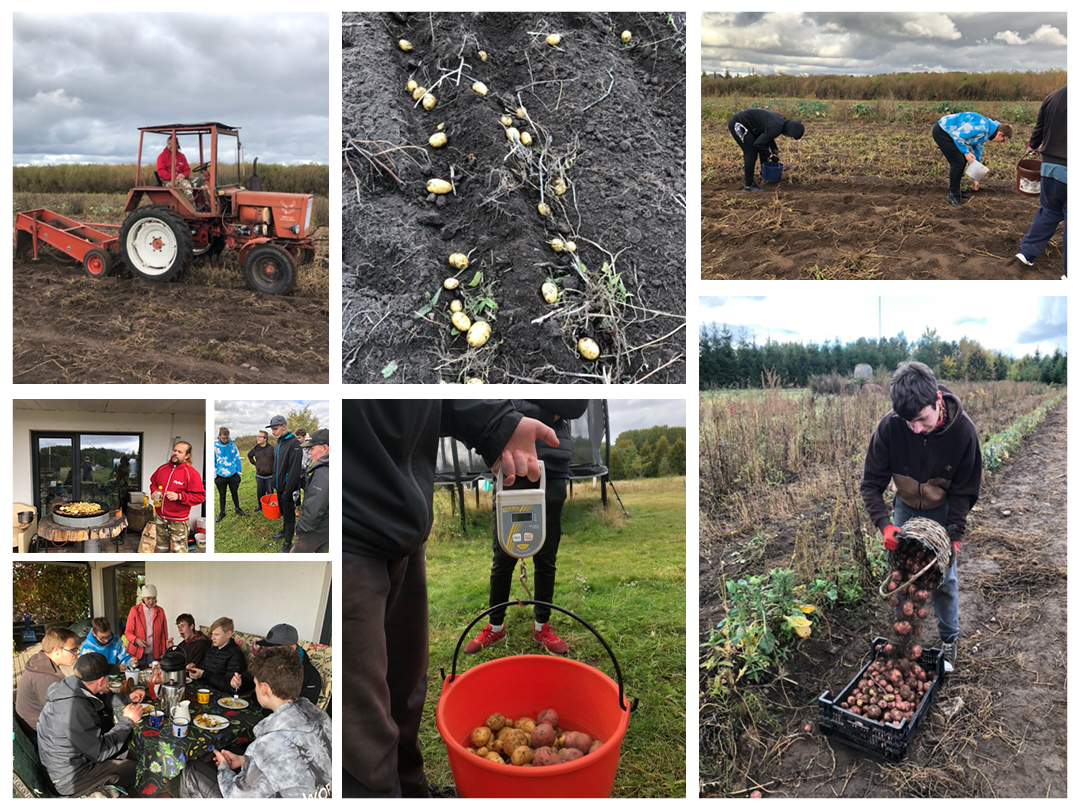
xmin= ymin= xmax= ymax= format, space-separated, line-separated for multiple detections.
xmin=728 ymin=108 xmax=799 ymax=155
xmin=343 ymin=401 xmax=525 ymax=560
xmin=297 ymin=454 xmax=330 ymax=534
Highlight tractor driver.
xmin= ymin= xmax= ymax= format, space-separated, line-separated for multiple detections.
xmin=157 ymin=135 xmax=207 ymax=206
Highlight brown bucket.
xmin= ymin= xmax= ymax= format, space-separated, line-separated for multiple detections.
xmin=1016 ymin=151 xmax=1042 ymax=197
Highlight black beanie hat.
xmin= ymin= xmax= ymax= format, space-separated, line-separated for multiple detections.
xmin=783 ymin=120 xmax=805 ymax=140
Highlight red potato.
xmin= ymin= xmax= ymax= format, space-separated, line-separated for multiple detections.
xmin=894 ymin=621 xmax=912 ymax=636
xmin=537 ymin=708 xmax=559 ymax=727
xmin=887 ymin=581 xmax=898 ymax=592
xmin=563 ymin=731 xmax=593 ymax=754
xmin=530 ymin=723 xmax=556 ymax=748
xmin=901 ymin=601 xmax=915 ymax=617
xmin=532 ymin=746 xmax=559 ymax=767
xmin=559 ymin=747 xmax=584 ymax=763
xmin=589 ymin=739 xmax=603 ymax=753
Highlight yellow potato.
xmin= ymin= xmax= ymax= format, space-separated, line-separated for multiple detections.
xmin=552 ymin=177 xmax=567 ymax=196
xmin=578 ymin=337 xmax=600 ymax=360
xmin=541 ymin=282 xmax=559 ymax=304
xmin=451 ymin=312 xmax=472 ymax=332
xmin=472 ymin=81 xmax=489 ymax=96
xmin=546 ymin=33 xmax=562 ymax=46
xmin=505 ymin=127 xmax=520 ymax=142
xmin=467 ymin=321 xmax=492 ymax=348
xmin=428 ymin=132 xmax=448 ymax=148
xmin=422 ymin=93 xmax=436 ymax=110
xmin=549 ymin=238 xmax=565 ymax=252
xmin=398 ymin=39 xmax=413 ymax=52
xmin=442 ymin=277 xmax=460 ymax=290
xmin=466 ymin=377 xmax=484 ymax=384
xmin=564 ymin=240 xmax=577 ymax=252
xmin=449 ymin=299 xmax=463 ymax=313
xmin=621 ymin=30 xmax=632 ymax=44
xmin=500 ymin=115 xmax=513 ymax=127
xmin=537 ymin=202 xmax=551 ymax=217
xmin=406 ymin=79 xmax=418 ymax=92
xmin=519 ymin=132 xmax=533 ymax=147
xmin=478 ymin=50 xmax=488 ymax=62
xmin=448 ymin=253 xmax=469 ymax=271
xmin=427 ymin=179 xmax=452 ymax=195
xmin=470 ymin=726 xmax=493 ymax=747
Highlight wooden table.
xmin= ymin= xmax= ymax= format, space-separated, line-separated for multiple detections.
xmin=35 ymin=513 xmax=128 ymax=552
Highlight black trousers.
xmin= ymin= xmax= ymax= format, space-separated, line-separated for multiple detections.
xmin=255 ymin=475 xmax=274 ymax=505
xmin=488 ymin=477 xmax=567 ymax=626
xmin=729 ymin=117 xmax=770 ymax=187
xmin=215 ymin=474 xmax=241 ymax=511
xmin=932 ymin=122 xmax=966 ymax=196
xmin=280 ymin=491 xmax=297 ymax=541
xmin=341 ymin=550 xmax=429 ymax=798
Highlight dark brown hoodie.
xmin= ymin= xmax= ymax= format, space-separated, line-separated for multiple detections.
xmin=860 ymin=384 xmax=982 ymax=542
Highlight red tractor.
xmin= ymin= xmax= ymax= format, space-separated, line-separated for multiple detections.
xmin=15 ymin=123 xmax=317 ymax=294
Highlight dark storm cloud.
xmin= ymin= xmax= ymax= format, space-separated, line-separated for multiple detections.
xmin=13 ymin=13 xmax=329 ymax=164
xmin=1015 ymin=297 xmax=1067 ymax=345
xmin=701 ymin=12 xmax=1066 ymax=76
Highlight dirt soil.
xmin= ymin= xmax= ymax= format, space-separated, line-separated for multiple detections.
xmin=700 ymin=402 xmax=1067 ymax=797
xmin=701 ymin=181 xmax=1064 ymax=280
xmin=342 ymin=12 xmax=686 ymax=383
xmin=12 ymin=235 xmax=329 ymax=384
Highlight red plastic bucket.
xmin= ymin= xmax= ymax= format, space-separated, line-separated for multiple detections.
xmin=1016 ymin=151 xmax=1042 ymax=197
xmin=435 ymin=602 xmax=635 ymax=797
xmin=260 ymin=493 xmax=280 ymax=519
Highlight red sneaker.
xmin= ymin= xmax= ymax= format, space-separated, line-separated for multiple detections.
xmin=464 ymin=623 xmax=507 ymax=654
xmin=532 ymin=622 xmax=568 ymax=655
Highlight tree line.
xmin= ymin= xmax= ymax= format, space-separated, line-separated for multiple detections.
xmin=700 ymin=325 xmax=1067 ymax=389
xmin=701 ymin=69 xmax=1065 ymax=102
xmin=604 ymin=426 xmax=686 ymax=480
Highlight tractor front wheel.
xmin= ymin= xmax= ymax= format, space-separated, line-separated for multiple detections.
xmin=83 ymin=248 xmax=114 ymax=279
xmin=119 ymin=205 xmax=194 ymax=282
xmin=244 ymin=244 xmax=297 ymax=295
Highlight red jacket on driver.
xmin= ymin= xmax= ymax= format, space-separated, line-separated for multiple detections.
xmin=157 ymin=147 xmax=191 ymax=181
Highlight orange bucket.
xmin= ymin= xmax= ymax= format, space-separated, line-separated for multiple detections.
xmin=435 ymin=602 xmax=635 ymax=797
xmin=260 ymin=493 xmax=280 ymax=519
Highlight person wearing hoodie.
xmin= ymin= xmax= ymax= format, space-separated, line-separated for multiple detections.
xmin=149 ymin=441 xmax=206 ymax=553
xmin=124 ymin=585 xmax=169 ymax=668
xmin=36 ymin=652 xmax=145 ymax=796
xmin=78 ymin=618 xmax=132 ymax=666
xmin=293 ymin=429 xmax=330 ymax=553
xmin=214 ymin=427 xmax=245 ymax=522
xmin=932 ymin=112 xmax=1013 ymax=206
xmin=247 ymin=430 xmax=276 ymax=508
xmin=860 ymin=361 xmax=982 ymax=675
xmin=267 ymin=415 xmax=304 ymax=553
xmin=175 ymin=613 xmax=211 ymax=668
xmin=236 ymin=624 xmax=323 ymax=706
xmin=727 ymin=108 xmax=805 ymax=192
xmin=186 ymin=617 xmax=247 ymax=693
xmin=180 ymin=646 xmax=332 ymax=798
xmin=16 ymin=626 xmax=81 ymax=739
xmin=341 ymin=400 xmax=556 ymax=798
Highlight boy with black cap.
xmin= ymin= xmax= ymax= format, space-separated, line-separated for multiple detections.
xmin=294 ymin=428 xmax=330 ymax=554
xmin=727 ymin=108 xmax=805 ymax=192
xmin=252 ymin=623 xmax=323 ymax=705
xmin=36 ymin=652 xmax=145 ymax=796
xmin=267 ymin=415 xmax=304 ymax=552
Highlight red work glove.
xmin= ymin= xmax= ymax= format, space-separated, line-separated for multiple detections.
xmin=952 ymin=540 xmax=961 ymax=554
xmin=882 ymin=525 xmax=900 ymax=551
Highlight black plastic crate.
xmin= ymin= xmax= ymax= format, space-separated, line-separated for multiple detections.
xmin=817 ymin=636 xmax=945 ymax=762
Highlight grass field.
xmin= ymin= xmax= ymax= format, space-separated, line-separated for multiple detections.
xmin=212 ymin=456 xmax=287 ymax=553
xmin=420 ymin=476 xmax=687 ymax=797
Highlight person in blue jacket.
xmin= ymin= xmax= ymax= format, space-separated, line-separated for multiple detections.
xmin=78 ymin=617 xmax=132 ymax=667
xmin=214 ymin=427 xmax=245 ymax=522
xmin=728 ymin=108 xmax=804 ymax=192
xmin=932 ymin=112 xmax=1012 ymax=206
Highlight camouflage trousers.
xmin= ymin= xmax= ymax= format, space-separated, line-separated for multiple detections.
xmin=155 ymin=515 xmax=189 ymax=553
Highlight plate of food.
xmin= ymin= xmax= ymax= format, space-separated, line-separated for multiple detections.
xmin=217 ymin=696 xmax=249 ymax=709
xmin=53 ymin=502 xmax=107 ymax=517
xmin=193 ymin=714 xmax=230 ymax=731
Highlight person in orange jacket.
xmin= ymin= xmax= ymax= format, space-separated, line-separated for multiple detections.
xmin=124 ymin=585 xmax=170 ymax=669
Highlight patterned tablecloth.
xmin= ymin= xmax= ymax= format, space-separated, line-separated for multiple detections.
xmin=123 ymin=684 xmax=265 ymax=797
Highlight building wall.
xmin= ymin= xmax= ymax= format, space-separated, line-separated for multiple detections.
xmin=13 ymin=408 xmax=206 ymax=507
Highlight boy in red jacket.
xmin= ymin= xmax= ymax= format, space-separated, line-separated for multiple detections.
xmin=150 ymin=441 xmax=206 ymax=553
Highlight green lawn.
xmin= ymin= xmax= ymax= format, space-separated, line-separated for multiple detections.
xmin=421 ymin=476 xmax=687 ymax=798
xmin=212 ymin=456 xmax=286 ymax=553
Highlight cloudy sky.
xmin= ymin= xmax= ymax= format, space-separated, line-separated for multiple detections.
xmin=702 ymin=13 xmax=1067 ymax=76
xmin=699 ymin=295 xmax=1066 ymax=358
xmin=214 ymin=400 xmax=331 ymax=439
xmin=608 ymin=399 xmax=686 ymax=439
xmin=13 ymin=13 xmax=329 ymax=165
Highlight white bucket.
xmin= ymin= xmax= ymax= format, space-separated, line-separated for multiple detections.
xmin=194 ymin=533 xmax=206 ymax=548
xmin=965 ymin=160 xmax=988 ymax=182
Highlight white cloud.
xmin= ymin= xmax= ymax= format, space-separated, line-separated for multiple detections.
xmin=994 ymin=30 xmax=1025 ymax=45
xmin=995 ymin=25 xmax=1067 ymax=47
xmin=901 ymin=15 xmax=962 ymax=40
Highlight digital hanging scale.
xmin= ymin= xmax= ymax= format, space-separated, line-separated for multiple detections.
xmin=495 ymin=460 xmax=546 ymax=558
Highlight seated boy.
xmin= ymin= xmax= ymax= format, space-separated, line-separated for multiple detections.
xmin=180 ymin=646 xmax=332 ymax=797
xmin=186 ymin=617 xmax=246 ymax=693
xmin=78 ymin=618 xmax=133 ymax=667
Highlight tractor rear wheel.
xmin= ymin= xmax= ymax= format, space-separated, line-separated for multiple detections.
xmin=244 ymin=244 xmax=297 ymax=295
xmin=83 ymin=248 xmax=114 ymax=279
xmin=119 ymin=205 xmax=194 ymax=282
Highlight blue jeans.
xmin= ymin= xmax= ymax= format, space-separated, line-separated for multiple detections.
xmin=891 ymin=500 xmax=959 ymax=644
xmin=1020 ymin=174 xmax=1067 ymax=273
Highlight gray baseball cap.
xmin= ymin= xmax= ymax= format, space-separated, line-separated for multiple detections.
xmin=265 ymin=415 xmax=287 ymax=428
xmin=259 ymin=623 xmax=299 ymax=647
